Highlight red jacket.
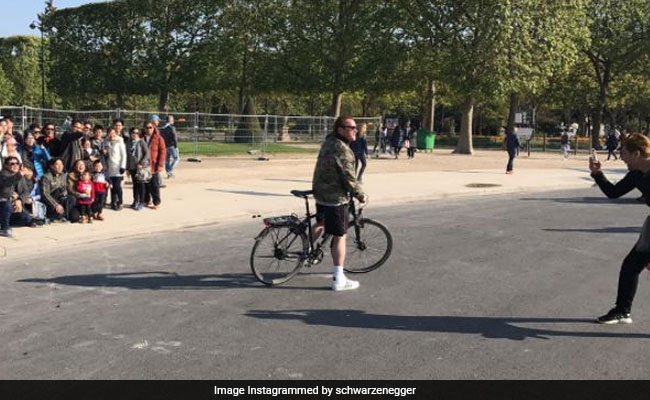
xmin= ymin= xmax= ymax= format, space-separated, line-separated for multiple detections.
xmin=76 ymin=180 xmax=95 ymax=205
xmin=146 ymin=129 xmax=166 ymax=174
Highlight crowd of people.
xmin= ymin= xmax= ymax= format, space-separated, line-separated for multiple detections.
xmin=0 ymin=114 xmax=180 ymax=238
xmin=348 ymin=118 xmax=421 ymax=183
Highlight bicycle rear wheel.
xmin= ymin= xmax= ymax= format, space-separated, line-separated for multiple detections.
xmin=250 ymin=226 xmax=308 ymax=285
xmin=344 ymin=218 xmax=392 ymax=273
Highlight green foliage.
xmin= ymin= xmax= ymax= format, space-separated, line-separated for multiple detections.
xmin=0 ymin=63 xmax=15 ymax=102
xmin=0 ymin=36 xmax=41 ymax=105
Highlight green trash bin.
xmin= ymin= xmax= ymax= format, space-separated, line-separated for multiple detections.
xmin=416 ymin=129 xmax=436 ymax=152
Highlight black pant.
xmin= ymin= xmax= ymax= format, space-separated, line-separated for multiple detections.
xmin=506 ymin=150 xmax=516 ymax=172
xmin=109 ymin=177 xmax=123 ymax=207
xmin=615 ymin=247 xmax=650 ymax=313
xmin=77 ymin=203 xmax=92 ymax=218
xmin=607 ymin=148 xmax=618 ymax=160
xmin=145 ymin=173 xmax=161 ymax=206
xmin=354 ymin=154 xmax=367 ymax=181
xmin=46 ymin=196 xmax=79 ymax=222
xmin=407 ymin=146 xmax=415 ymax=159
xmin=93 ymin=192 xmax=107 ymax=214
xmin=130 ymin=169 xmax=146 ymax=204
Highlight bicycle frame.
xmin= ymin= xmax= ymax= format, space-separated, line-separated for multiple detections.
xmin=261 ymin=194 xmax=363 ymax=265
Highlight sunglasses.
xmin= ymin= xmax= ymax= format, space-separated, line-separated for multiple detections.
xmin=341 ymin=125 xmax=358 ymax=130
xmin=8 ymin=162 xmax=19 ymax=166
xmin=33 ymin=130 xmax=41 ymax=134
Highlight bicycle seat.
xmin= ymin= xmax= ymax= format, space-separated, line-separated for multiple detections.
xmin=291 ymin=190 xmax=313 ymax=198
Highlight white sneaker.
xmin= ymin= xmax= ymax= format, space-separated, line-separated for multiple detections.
xmin=332 ymin=276 xmax=360 ymax=291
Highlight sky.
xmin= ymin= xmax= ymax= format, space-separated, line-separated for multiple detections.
xmin=0 ymin=0 xmax=109 ymax=38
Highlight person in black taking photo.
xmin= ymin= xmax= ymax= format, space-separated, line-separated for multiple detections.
xmin=590 ymin=133 xmax=650 ymax=324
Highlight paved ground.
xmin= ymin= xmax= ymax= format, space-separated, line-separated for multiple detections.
xmin=0 ymin=149 xmax=628 ymax=259
xmin=2 ymin=187 xmax=650 ymax=379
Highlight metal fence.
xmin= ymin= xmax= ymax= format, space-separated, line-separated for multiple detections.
xmin=0 ymin=105 xmax=381 ymax=158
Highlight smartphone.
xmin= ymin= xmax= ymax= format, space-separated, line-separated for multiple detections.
xmin=590 ymin=148 xmax=598 ymax=162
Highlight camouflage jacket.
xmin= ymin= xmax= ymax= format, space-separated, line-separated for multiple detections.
xmin=312 ymin=134 xmax=364 ymax=206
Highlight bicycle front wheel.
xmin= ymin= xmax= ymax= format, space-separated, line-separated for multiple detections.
xmin=344 ymin=218 xmax=392 ymax=273
xmin=250 ymin=226 xmax=308 ymax=285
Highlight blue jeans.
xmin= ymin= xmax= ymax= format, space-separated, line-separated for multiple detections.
xmin=0 ymin=201 xmax=11 ymax=230
xmin=166 ymin=146 xmax=180 ymax=175
xmin=10 ymin=212 xmax=33 ymax=227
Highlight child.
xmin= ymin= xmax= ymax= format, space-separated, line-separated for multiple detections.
xmin=91 ymin=160 xmax=109 ymax=221
xmin=81 ymin=137 xmax=101 ymax=170
xmin=76 ymin=170 xmax=95 ymax=223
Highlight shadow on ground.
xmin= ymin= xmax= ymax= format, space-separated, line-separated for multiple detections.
xmin=207 ymin=189 xmax=293 ymax=197
xmin=18 ymin=272 xmax=328 ymax=291
xmin=543 ymin=227 xmax=641 ymax=234
xmin=245 ymin=309 xmax=650 ymax=341
xmin=521 ymin=197 xmax=641 ymax=205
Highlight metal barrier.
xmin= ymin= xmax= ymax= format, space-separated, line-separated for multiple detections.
xmin=0 ymin=105 xmax=382 ymax=159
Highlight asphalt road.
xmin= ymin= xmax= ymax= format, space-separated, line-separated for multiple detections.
xmin=2 ymin=187 xmax=650 ymax=379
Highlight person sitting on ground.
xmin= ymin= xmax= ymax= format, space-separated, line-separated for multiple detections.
xmin=18 ymin=164 xmax=47 ymax=223
xmin=64 ymin=159 xmax=87 ymax=222
xmin=75 ymin=170 xmax=95 ymax=223
xmin=126 ymin=127 xmax=150 ymax=211
xmin=91 ymin=160 xmax=109 ymax=221
xmin=0 ymin=156 xmax=22 ymax=237
xmin=42 ymin=158 xmax=73 ymax=222
xmin=11 ymin=163 xmax=44 ymax=228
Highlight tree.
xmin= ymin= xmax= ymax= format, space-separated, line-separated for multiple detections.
xmin=279 ymin=0 xmax=396 ymax=117
xmin=582 ymin=0 xmax=650 ymax=147
xmin=0 ymin=37 xmax=41 ymax=105
xmin=0 ymin=63 xmax=15 ymax=103
xmin=498 ymin=1 xmax=589 ymax=139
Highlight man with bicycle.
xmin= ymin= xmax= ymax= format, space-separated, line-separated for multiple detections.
xmin=312 ymin=116 xmax=367 ymax=291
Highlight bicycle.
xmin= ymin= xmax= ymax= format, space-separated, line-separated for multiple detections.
xmin=250 ymin=190 xmax=393 ymax=286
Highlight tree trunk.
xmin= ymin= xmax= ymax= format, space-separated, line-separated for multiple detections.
xmin=158 ymin=86 xmax=169 ymax=112
xmin=454 ymin=98 xmax=474 ymax=155
xmin=235 ymin=95 xmax=263 ymax=144
xmin=424 ymin=79 xmax=436 ymax=132
xmin=330 ymin=91 xmax=343 ymax=118
xmin=506 ymin=92 xmax=519 ymax=136
xmin=591 ymin=64 xmax=610 ymax=149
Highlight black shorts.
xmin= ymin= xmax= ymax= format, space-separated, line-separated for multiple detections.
xmin=316 ymin=204 xmax=349 ymax=237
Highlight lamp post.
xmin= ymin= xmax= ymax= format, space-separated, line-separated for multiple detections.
xmin=29 ymin=21 xmax=46 ymax=109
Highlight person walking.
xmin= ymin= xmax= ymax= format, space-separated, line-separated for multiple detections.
xmin=590 ymin=133 xmax=650 ymax=324
xmin=560 ymin=130 xmax=570 ymax=159
xmin=312 ymin=116 xmax=367 ymax=291
xmin=606 ymin=131 xmax=619 ymax=161
xmin=160 ymin=115 xmax=180 ymax=178
xmin=350 ymin=123 xmax=368 ymax=183
xmin=505 ymin=129 xmax=521 ymax=174
xmin=391 ymin=119 xmax=409 ymax=159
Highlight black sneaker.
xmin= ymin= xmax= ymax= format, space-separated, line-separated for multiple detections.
xmin=596 ymin=308 xmax=632 ymax=325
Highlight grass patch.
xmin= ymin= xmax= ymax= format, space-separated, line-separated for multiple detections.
xmin=178 ymin=142 xmax=318 ymax=156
